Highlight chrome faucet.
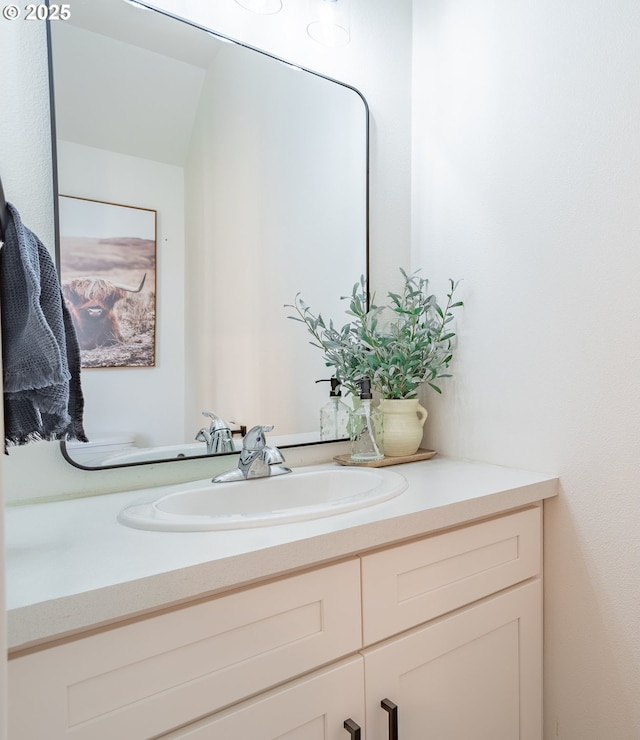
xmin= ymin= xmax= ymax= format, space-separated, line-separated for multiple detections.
xmin=196 ymin=411 xmax=235 ymax=454
xmin=212 ymin=425 xmax=291 ymax=483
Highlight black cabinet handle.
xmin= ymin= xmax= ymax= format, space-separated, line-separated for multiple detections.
xmin=381 ymin=698 xmax=398 ymax=740
xmin=344 ymin=718 xmax=361 ymax=738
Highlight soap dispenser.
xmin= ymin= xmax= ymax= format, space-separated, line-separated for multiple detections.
xmin=350 ymin=378 xmax=384 ymax=462
xmin=316 ymin=377 xmax=350 ymax=440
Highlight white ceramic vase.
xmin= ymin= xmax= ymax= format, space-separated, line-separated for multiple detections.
xmin=379 ymin=398 xmax=428 ymax=457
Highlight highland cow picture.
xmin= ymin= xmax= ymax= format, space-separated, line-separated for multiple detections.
xmin=59 ymin=195 xmax=157 ymax=368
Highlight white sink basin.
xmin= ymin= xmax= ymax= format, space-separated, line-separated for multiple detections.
xmin=117 ymin=465 xmax=407 ymax=531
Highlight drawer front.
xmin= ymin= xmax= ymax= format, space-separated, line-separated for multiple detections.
xmin=361 ymin=507 xmax=541 ymax=644
xmin=8 ymin=559 xmax=362 ymax=740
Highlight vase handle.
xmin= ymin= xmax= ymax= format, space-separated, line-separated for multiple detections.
xmin=416 ymin=403 xmax=428 ymax=427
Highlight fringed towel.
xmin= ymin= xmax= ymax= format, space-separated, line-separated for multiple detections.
xmin=0 ymin=202 xmax=87 ymax=447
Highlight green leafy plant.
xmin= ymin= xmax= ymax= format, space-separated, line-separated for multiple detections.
xmin=286 ymin=269 xmax=463 ymax=399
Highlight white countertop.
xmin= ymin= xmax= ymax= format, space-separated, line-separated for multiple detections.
xmin=5 ymin=456 xmax=558 ymax=651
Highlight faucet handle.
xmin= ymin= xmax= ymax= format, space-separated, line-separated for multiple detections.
xmin=202 ymin=411 xmax=231 ymax=432
xmin=242 ymin=425 xmax=274 ymax=451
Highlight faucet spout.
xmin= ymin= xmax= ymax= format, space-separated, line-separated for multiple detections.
xmin=195 ymin=428 xmax=212 ymax=450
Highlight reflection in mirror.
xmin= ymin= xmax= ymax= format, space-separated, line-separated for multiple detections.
xmin=50 ymin=0 xmax=369 ymax=469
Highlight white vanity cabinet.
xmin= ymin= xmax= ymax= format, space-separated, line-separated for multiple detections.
xmin=8 ymin=505 xmax=543 ymax=740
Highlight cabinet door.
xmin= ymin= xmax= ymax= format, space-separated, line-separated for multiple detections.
xmin=161 ymin=656 xmax=365 ymax=740
xmin=363 ymin=580 xmax=541 ymax=740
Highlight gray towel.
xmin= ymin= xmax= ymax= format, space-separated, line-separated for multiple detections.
xmin=1 ymin=202 xmax=87 ymax=447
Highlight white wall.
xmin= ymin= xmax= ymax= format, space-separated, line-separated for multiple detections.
xmin=0 ymin=18 xmax=53 ymax=247
xmin=412 ymin=0 xmax=640 ymax=737
xmin=57 ymin=141 xmax=186 ymax=448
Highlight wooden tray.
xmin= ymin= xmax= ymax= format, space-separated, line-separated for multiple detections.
xmin=333 ymin=448 xmax=437 ymax=468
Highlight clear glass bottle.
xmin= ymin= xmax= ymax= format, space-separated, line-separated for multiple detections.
xmin=317 ymin=378 xmax=350 ymax=440
xmin=350 ymin=379 xmax=384 ymax=462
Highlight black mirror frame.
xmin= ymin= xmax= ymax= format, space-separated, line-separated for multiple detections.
xmin=48 ymin=2 xmax=370 ymax=471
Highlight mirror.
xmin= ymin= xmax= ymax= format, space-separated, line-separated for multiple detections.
xmin=50 ymin=0 xmax=369 ymax=469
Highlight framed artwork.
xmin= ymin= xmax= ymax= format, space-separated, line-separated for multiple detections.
xmin=58 ymin=195 xmax=157 ymax=368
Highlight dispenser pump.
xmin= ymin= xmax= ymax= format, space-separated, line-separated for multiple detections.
xmin=316 ymin=377 xmax=342 ymax=398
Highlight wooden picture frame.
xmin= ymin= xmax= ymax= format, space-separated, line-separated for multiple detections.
xmin=58 ymin=195 xmax=157 ymax=368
